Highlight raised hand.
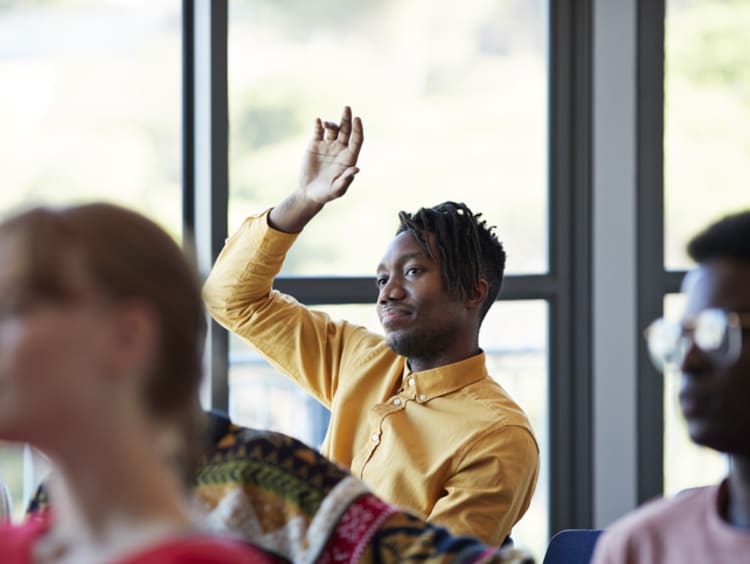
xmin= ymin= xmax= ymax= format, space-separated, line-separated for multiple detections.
xmin=269 ymin=106 xmax=364 ymax=233
xmin=298 ymin=105 xmax=364 ymax=205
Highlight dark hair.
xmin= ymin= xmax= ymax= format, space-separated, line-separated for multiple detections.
xmin=687 ymin=210 xmax=750 ymax=263
xmin=0 ymin=203 xmax=207 ymax=476
xmin=396 ymin=201 xmax=506 ymax=323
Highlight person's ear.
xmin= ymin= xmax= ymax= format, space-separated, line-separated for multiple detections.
xmin=108 ymin=301 xmax=159 ymax=376
xmin=465 ymin=279 xmax=489 ymax=310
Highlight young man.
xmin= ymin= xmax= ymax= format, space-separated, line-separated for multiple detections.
xmin=203 ymin=106 xmax=539 ymax=545
xmin=592 ymin=210 xmax=750 ymax=563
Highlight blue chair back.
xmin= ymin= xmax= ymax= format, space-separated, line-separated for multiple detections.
xmin=542 ymin=529 xmax=604 ymax=564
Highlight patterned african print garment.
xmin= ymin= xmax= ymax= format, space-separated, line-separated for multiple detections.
xmin=193 ymin=425 xmax=532 ymax=563
xmin=27 ymin=421 xmax=533 ymax=563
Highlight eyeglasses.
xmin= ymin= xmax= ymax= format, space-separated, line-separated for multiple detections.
xmin=644 ymin=309 xmax=750 ymax=372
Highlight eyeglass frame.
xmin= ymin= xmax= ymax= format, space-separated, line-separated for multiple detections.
xmin=643 ymin=308 xmax=750 ymax=372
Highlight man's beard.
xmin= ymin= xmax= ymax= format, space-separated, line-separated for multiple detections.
xmin=385 ymin=324 xmax=461 ymax=361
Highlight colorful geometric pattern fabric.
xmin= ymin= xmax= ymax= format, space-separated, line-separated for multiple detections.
xmin=194 ymin=425 xmax=533 ymax=563
xmin=195 ymin=425 xmax=370 ymax=562
xmin=27 ymin=420 xmax=534 ymax=563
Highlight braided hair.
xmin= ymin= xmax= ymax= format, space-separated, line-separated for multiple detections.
xmin=396 ymin=201 xmax=506 ymax=324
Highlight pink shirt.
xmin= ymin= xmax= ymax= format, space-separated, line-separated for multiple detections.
xmin=592 ymin=481 xmax=750 ymax=564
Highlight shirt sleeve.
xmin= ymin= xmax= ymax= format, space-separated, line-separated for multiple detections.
xmin=202 ymin=210 xmax=364 ymax=406
xmin=427 ymin=424 xmax=539 ymax=546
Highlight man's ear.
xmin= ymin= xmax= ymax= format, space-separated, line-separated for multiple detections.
xmin=465 ymin=279 xmax=489 ymax=310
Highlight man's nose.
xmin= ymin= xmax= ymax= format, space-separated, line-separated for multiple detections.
xmin=378 ymin=277 xmax=406 ymax=303
xmin=679 ymin=336 xmax=712 ymax=373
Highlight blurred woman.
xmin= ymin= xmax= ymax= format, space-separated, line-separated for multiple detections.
xmin=0 ymin=203 xmax=273 ymax=563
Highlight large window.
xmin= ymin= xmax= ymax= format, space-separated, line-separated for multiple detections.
xmin=0 ymin=0 xmax=181 ymax=518
xmin=662 ymin=0 xmax=749 ymax=493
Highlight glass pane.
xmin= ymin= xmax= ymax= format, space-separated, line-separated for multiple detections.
xmin=662 ymin=293 xmax=728 ymax=496
xmin=664 ymin=0 xmax=750 ymax=270
xmin=0 ymin=0 xmax=182 ymax=239
xmin=0 ymin=444 xmax=24 ymax=519
xmin=0 ymin=444 xmax=52 ymax=522
xmin=0 ymin=0 xmax=181 ymax=520
xmin=481 ymin=300 xmax=548 ymax=560
xmin=228 ymin=0 xmax=548 ymax=275
xmin=229 ymin=300 xmax=548 ymax=560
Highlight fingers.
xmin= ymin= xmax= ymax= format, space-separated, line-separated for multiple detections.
xmin=322 ymin=106 xmax=363 ymax=154
xmin=349 ymin=116 xmax=364 ymax=158
xmin=337 ymin=106 xmax=352 ymax=145
xmin=323 ymin=120 xmax=339 ymax=141
xmin=312 ymin=118 xmax=324 ymax=141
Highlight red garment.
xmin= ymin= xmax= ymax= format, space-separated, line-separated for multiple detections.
xmin=0 ymin=513 xmax=279 ymax=564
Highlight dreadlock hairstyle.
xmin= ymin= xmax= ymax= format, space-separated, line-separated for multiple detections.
xmin=687 ymin=209 xmax=750 ymax=263
xmin=396 ymin=201 xmax=506 ymax=324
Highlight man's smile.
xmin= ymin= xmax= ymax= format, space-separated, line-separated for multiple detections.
xmin=378 ymin=306 xmax=414 ymax=328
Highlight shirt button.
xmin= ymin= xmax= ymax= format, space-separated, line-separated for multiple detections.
xmin=393 ymin=398 xmax=401 ymax=406
xmin=408 ymin=378 xmax=415 ymax=386
xmin=419 ymin=394 xmax=427 ymax=401
xmin=371 ymin=433 xmax=380 ymax=443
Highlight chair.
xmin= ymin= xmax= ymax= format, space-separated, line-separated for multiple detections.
xmin=542 ymin=529 xmax=604 ymax=564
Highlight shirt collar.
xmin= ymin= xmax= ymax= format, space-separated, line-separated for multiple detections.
xmin=402 ymin=352 xmax=489 ymax=401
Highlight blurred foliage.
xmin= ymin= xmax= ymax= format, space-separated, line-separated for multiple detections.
xmin=669 ymin=0 xmax=750 ymax=93
xmin=232 ymin=0 xmax=391 ymax=36
xmin=664 ymin=0 xmax=750 ymax=269
xmin=228 ymin=0 xmax=548 ymax=276
xmin=234 ymin=85 xmax=306 ymax=153
xmin=0 ymin=0 xmax=110 ymax=13
xmin=0 ymin=0 xmax=182 ymax=238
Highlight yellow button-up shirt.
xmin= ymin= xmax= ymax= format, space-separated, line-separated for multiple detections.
xmin=203 ymin=210 xmax=539 ymax=546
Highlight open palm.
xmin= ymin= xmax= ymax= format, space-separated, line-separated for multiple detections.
xmin=299 ymin=106 xmax=364 ymax=204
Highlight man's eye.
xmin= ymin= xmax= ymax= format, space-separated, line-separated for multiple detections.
xmin=375 ymin=277 xmax=387 ymax=288
xmin=405 ymin=267 xmax=422 ymax=276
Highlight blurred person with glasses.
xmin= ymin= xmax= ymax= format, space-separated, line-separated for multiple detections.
xmin=593 ymin=210 xmax=750 ymax=564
